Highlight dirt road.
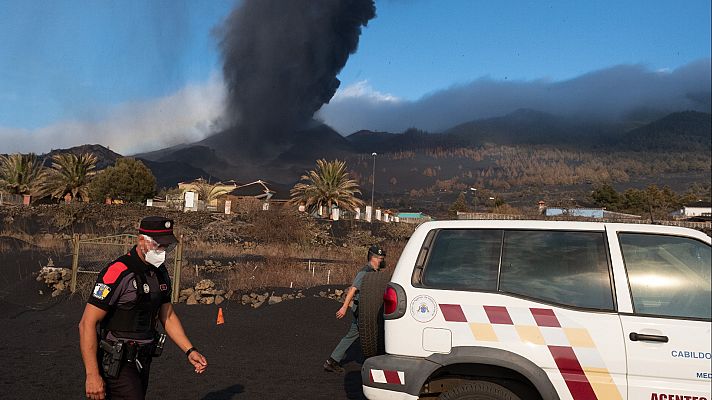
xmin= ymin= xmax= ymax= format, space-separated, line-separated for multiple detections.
xmin=0 ymin=294 xmax=367 ymax=399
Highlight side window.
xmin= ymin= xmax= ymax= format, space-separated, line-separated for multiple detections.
xmin=421 ymin=229 xmax=501 ymax=291
xmin=619 ymin=233 xmax=711 ymax=320
xmin=499 ymin=231 xmax=614 ymax=310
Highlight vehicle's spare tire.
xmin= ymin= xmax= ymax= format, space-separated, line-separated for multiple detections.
xmin=357 ymin=271 xmax=392 ymax=359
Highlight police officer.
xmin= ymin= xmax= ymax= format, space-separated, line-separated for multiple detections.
xmin=323 ymin=245 xmax=386 ymax=373
xmin=79 ymin=216 xmax=207 ymax=400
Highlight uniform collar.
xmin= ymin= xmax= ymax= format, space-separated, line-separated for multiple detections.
xmin=128 ymin=245 xmax=151 ymax=273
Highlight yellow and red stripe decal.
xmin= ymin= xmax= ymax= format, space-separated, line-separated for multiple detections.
xmin=439 ymin=304 xmax=622 ymax=400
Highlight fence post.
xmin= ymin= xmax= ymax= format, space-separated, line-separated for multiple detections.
xmin=172 ymin=234 xmax=183 ymax=303
xmin=70 ymin=234 xmax=80 ymax=293
xmin=123 ymin=235 xmax=131 ymax=256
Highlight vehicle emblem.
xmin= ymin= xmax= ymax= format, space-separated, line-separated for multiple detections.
xmin=410 ymin=295 xmax=437 ymax=323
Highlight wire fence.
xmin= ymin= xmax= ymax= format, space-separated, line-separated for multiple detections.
xmin=70 ymin=234 xmax=184 ymax=302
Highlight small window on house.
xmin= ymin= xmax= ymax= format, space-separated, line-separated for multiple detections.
xmin=620 ymin=233 xmax=711 ymax=320
xmin=499 ymin=231 xmax=614 ymax=310
xmin=421 ymin=229 xmax=502 ymax=291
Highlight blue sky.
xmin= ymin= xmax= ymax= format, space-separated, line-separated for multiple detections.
xmin=0 ymin=0 xmax=710 ymax=153
xmin=345 ymin=0 xmax=711 ymax=98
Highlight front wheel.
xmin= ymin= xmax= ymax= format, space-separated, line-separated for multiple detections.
xmin=438 ymin=381 xmax=521 ymax=400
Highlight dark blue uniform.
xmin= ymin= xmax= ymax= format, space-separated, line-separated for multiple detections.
xmin=89 ymin=246 xmax=171 ymax=399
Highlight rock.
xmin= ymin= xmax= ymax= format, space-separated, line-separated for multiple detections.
xmin=195 ymin=279 xmax=215 ymax=291
xmin=252 ymin=300 xmax=264 ymax=308
xmin=319 ymin=291 xmax=327 ymax=297
xmin=199 ymin=289 xmax=218 ymax=296
xmin=249 ymin=293 xmax=257 ymax=299
xmin=200 ymin=296 xmax=215 ymax=305
xmin=263 ymin=292 xmax=269 ymax=297
xmin=186 ymin=294 xmax=198 ymax=305
xmin=215 ymin=290 xmax=226 ymax=296
xmin=334 ymin=289 xmax=344 ymax=296
xmin=242 ymin=295 xmax=251 ymax=303
xmin=51 ymin=289 xmax=62 ymax=297
xmin=55 ymin=281 xmax=66 ymax=292
xmin=180 ymin=288 xmax=195 ymax=297
xmin=268 ymin=296 xmax=283 ymax=305
xmin=226 ymin=290 xmax=234 ymax=299
xmin=46 ymin=258 xmax=54 ymax=267
xmin=215 ymin=295 xmax=225 ymax=305
xmin=257 ymin=295 xmax=267 ymax=303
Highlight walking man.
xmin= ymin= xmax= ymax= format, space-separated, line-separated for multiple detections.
xmin=324 ymin=245 xmax=386 ymax=373
xmin=79 ymin=216 xmax=207 ymax=399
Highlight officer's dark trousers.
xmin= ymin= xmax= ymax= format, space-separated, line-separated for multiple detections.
xmin=105 ymin=359 xmax=152 ymax=400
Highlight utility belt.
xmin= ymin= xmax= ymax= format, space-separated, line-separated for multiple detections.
xmin=99 ymin=333 xmax=166 ymax=378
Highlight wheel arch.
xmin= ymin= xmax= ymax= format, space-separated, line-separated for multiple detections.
xmin=423 ymin=346 xmax=560 ymax=400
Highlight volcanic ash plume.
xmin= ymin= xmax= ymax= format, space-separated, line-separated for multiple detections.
xmin=218 ymin=0 xmax=376 ymax=145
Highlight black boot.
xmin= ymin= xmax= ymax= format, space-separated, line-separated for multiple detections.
xmin=323 ymin=358 xmax=344 ymax=373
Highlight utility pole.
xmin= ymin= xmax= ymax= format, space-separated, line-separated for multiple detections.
xmin=371 ymin=153 xmax=377 ymax=222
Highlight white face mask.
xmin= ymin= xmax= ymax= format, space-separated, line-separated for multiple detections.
xmin=145 ymin=249 xmax=166 ymax=267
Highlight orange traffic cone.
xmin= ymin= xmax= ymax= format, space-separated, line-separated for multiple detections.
xmin=216 ymin=307 xmax=224 ymax=325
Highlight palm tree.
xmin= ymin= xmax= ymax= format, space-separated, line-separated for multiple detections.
xmin=192 ymin=178 xmax=234 ymax=204
xmin=0 ymin=153 xmax=48 ymax=199
xmin=289 ymin=159 xmax=364 ymax=216
xmin=44 ymin=153 xmax=97 ymax=203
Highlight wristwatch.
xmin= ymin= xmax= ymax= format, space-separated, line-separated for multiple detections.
xmin=185 ymin=347 xmax=198 ymax=357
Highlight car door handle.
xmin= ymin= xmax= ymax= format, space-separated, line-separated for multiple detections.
xmin=629 ymin=332 xmax=669 ymax=343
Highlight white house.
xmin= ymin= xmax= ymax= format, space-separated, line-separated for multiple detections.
xmin=672 ymin=202 xmax=712 ymax=219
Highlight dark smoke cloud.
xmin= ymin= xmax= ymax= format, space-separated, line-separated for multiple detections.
xmin=318 ymin=59 xmax=712 ymax=134
xmin=218 ymin=0 xmax=376 ymax=143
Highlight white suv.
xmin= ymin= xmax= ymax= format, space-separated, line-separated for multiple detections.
xmin=361 ymin=220 xmax=711 ymax=400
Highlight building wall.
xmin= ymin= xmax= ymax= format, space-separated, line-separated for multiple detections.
xmin=544 ymin=208 xmax=604 ymax=218
xmin=683 ymin=207 xmax=712 ymax=217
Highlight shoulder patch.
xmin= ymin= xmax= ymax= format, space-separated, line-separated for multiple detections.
xmin=92 ymin=283 xmax=111 ymax=300
xmin=103 ymin=262 xmax=128 ymax=284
